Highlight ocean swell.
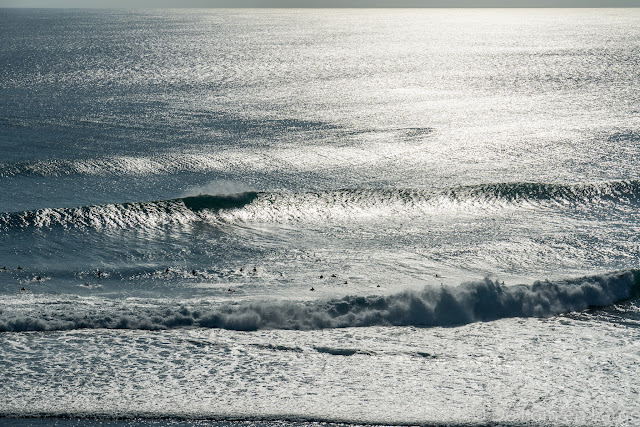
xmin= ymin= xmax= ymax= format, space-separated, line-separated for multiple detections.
xmin=2 ymin=181 xmax=639 ymax=231
xmin=1 ymin=271 xmax=637 ymax=332
xmin=446 ymin=180 xmax=640 ymax=204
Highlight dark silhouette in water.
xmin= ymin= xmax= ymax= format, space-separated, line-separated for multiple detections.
xmin=20 ymin=287 xmax=26 ymax=292
xmin=17 ymin=266 xmax=23 ymax=270
xmin=192 ymin=270 xmax=197 ymax=276
xmin=310 ymin=287 xmax=315 ymax=291
xmin=1 ymin=266 xmax=7 ymax=271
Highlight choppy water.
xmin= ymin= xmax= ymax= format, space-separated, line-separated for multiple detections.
xmin=2 ymin=8 xmax=640 ymax=426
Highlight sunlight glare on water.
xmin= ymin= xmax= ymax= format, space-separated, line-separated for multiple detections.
xmin=1 ymin=8 xmax=640 ymax=426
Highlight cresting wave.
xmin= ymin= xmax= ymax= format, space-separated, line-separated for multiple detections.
xmin=1 ymin=271 xmax=638 ymax=332
xmin=2 ymin=180 xmax=640 ymax=231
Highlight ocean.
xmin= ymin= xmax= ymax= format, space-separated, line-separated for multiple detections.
xmin=1 ymin=7 xmax=640 ymax=426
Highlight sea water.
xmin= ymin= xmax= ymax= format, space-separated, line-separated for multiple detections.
xmin=1 ymin=8 xmax=640 ymax=426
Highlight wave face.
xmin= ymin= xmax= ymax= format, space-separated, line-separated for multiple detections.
xmin=2 ymin=180 xmax=640 ymax=232
xmin=1 ymin=271 xmax=637 ymax=332
xmin=181 ymin=192 xmax=259 ymax=212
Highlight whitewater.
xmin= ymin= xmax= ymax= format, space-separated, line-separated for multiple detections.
xmin=2 ymin=8 xmax=640 ymax=427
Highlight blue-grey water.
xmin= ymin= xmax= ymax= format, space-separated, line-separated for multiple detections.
xmin=2 ymin=8 xmax=640 ymax=426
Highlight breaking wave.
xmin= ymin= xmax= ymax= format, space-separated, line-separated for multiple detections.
xmin=2 ymin=180 xmax=640 ymax=232
xmin=1 ymin=271 xmax=638 ymax=332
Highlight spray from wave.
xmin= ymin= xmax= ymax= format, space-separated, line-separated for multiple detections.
xmin=1 ymin=271 xmax=637 ymax=332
